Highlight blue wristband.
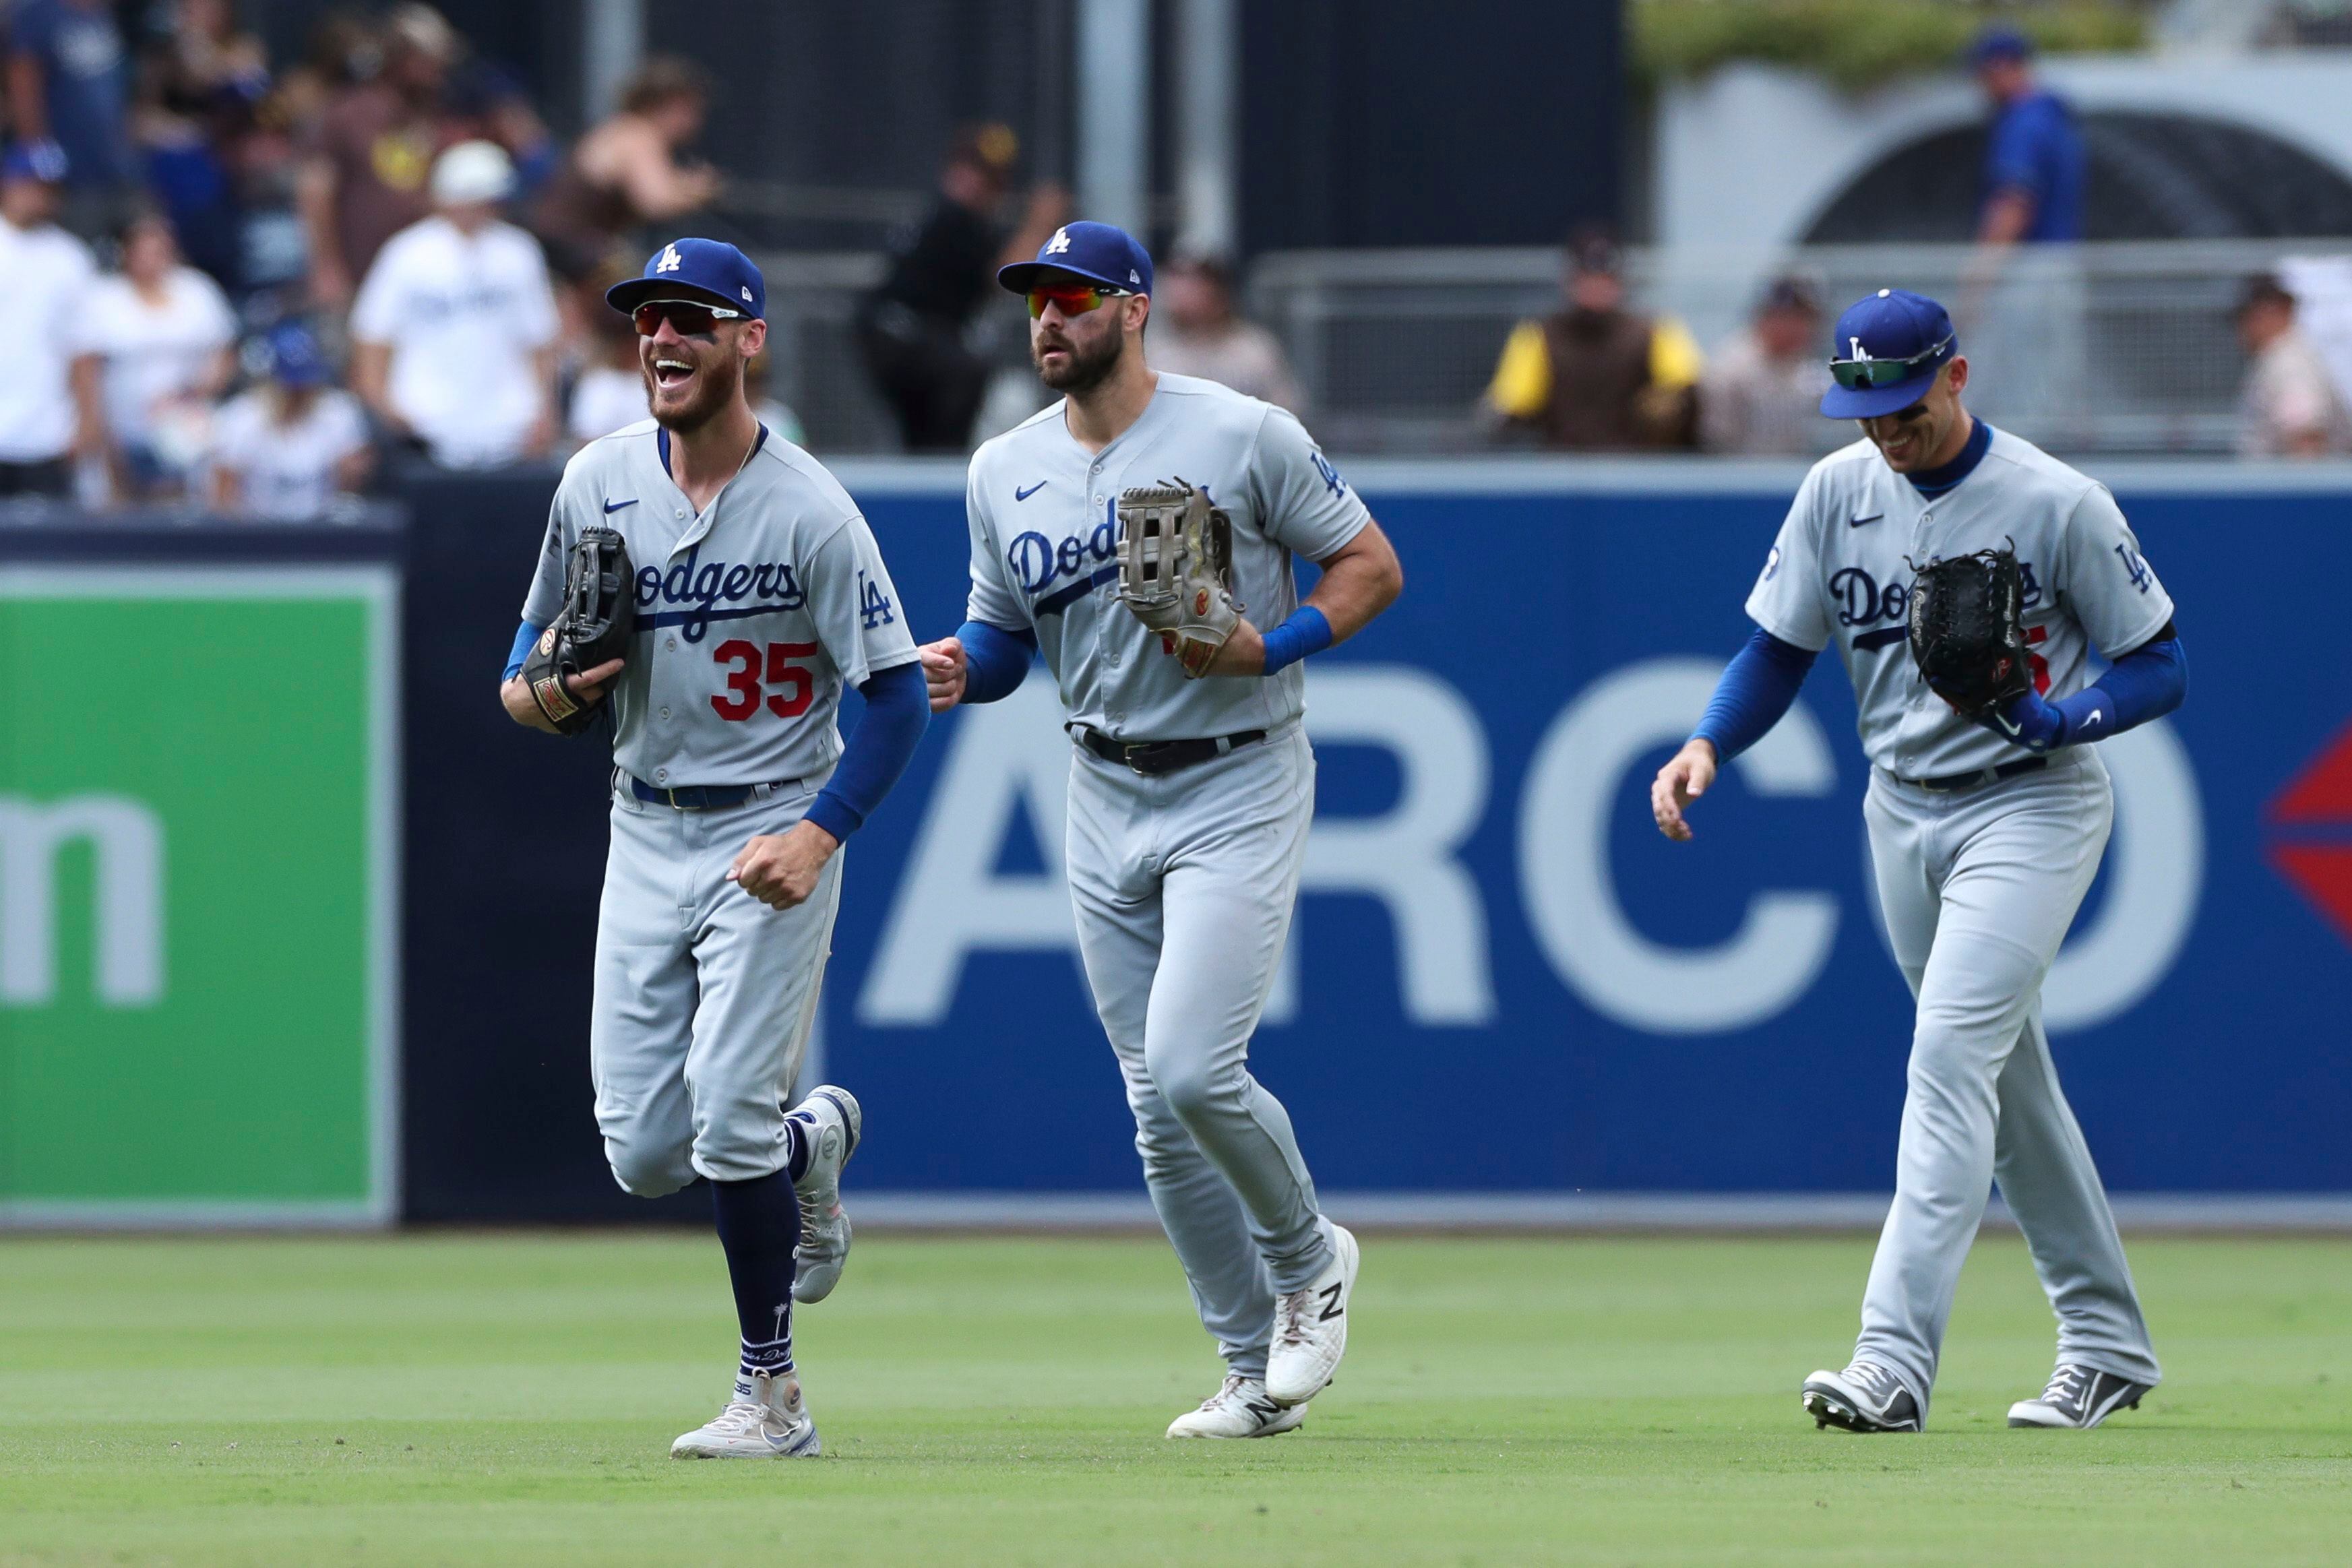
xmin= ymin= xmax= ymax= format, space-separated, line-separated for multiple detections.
xmin=1260 ymin=606 xmax=1334 ymax=676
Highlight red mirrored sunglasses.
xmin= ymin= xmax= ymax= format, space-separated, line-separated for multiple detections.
xmin=1026 ymin=284 xmax=1132 ymax=319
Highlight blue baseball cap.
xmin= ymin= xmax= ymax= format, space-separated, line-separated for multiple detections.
xmin=1967 ymin=24 xmax=2034 ymax=67
xmin=2 ymin=139 xmax=67 ymax=184
xmin=267 ymin=321 xmax=330 ymax=388
xmin=1820 ymin=288 xmax=1960 ymax=419
xmin=998 ymin=221 xmax=1153 ymax=297
xmin=606 ymin=238 xmax=766 ymax=320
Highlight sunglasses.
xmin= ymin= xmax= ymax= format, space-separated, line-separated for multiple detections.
xmin=1828 ymin=334 xmax=1954 ymax=389
xmin=631 ymin=299 xmax=745 ymax=338
xmin=1026 ymin=284 xmax=1133 ymax=319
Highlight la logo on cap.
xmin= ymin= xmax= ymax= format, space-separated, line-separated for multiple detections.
xmin=1045 ymin=227 xmax=1072 ymax=254
xmin=655 ymin=243 xmax=683 ymax=274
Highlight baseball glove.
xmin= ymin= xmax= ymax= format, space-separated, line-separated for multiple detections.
xmin=1907 ymin=542 xmax=2032 ymax=720
xmin=522 ymin=524 xmax=636 ymax=735
xmin=1114 ymin=479 xmax=1242 ymax=678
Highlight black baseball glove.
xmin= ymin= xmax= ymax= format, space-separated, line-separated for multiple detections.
xmin=1906 ymin=542 xmax=2031 ymax=720
xmin=522 ymin=525 xmax=636 ymax=735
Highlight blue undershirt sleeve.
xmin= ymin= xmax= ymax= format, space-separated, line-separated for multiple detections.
xmin=1691 ymin=627 xmax=1820 ymax=763
xmin=802 ymin=660 xmax=930 ymax=842
xmin=1997 ymin=633 xmax=2186 ymax=753
xmin=503 ymin=619 xmax=543 ymax=681
xmin=957 ymin=619 xmax=1038 ymax=705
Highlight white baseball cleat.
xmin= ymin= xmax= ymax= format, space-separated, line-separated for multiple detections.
xmin=787 ymin=1086 xmax=861 ymax=1305
xmin=670 ymin=1369 xmax=822 ymax=1459
xmin=1166 ymin=1375 xmax=1307 ymax=1439
xmin=1265 ymin=1221 xmax=1359 ymax=1406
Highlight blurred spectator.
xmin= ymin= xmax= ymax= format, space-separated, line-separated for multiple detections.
xmin=567 ymin=292 xmax=648 ymax=444
xmin=210 ymin=320 xmax=372 ymax=518
xmin=1700 ymin=275 xmax=1831 ymax=456
xmin=0 ymin=143 xmax=102 ymax=497
xmin=1483 ymin=227 xmax=1702 ymax=450
xmin=83 ymin=208 xmax=236 ymax=501
xmin=349 ymin=140 xmax=559 ymax=469
xmin=2235 ymin=274 xmax=2352 ymax=460
xmin=1149 ymin=253 xmax=1301 ymax=410
xmin=855 ymin=123 xmax=1066 ymax=451
xmin=299 ymin=3 xmax=460 ymax=310
xmin=447 ymin=59 xmax=557 ymax=203
xmin=532 ymin=57 xmax=716 ymax=281
xmin=1971 ymin=27 xmax=2084 ymax=249
xmin=131 ymin=0 xmax=270 ymax=288
xmin=743 ymin=348 xmax=807 ymax=449
xmin=7 ymin=0 xmax=139 ymax=239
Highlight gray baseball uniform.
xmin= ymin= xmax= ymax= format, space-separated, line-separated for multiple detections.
xmin=965 ymin=373 xmax=1369 ymax=1377
xmin=524 ymin=420 xmax=917 ymax=1195
xmin=1747 ymin=425 xmax=2171 ymax=1416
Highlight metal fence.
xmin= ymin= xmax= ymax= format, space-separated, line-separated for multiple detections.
xmin=757 ymin=240 xmax=2352 ymax=456
xmin=1247 ymin=241 xmax=2352 ymax=457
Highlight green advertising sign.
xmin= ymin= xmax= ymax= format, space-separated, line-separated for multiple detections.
xmin=0 ymin=567 xmax=397 ymax=1223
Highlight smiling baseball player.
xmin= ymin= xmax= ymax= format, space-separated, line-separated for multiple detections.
xmin=499 ymin=238 xmax=929 ymax=1458
xmin=920 ymin=222 xmax=1404 ymax=1439
xmin=1652 ymin=288 xmax=2188 ymax=1434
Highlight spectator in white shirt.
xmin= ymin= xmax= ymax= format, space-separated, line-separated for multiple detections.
xmin=1700 ymin=274 xmax=1834 ymax=457
xmin=210 ymin=320 xmax=373 ymax=519
xmin=348 ymin=140 xmax=559 ymax=470
xmin=2235 ymin=273 xmax=2352 ymax=460
xmin=0 ymin=142 xmax=104 ymax=497
xmin=84 ymin=209 xmax=236 ymax=499
xmin=1148 ymin=253 xmax=1302 ymax=411
xmin=566 ymin=299 xmax=648 ymax=445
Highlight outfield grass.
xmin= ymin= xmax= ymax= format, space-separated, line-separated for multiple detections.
xmin=0 ymin=1232 xmax=2347 ymax=1565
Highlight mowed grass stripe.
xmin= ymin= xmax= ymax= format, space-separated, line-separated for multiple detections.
xmin=0 ymin=1234 xmax=2346 ymax=1566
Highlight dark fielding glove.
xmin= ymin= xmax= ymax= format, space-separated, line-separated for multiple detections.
xmin=522 ymin=525 xmax=636 ymax=735
xmin=1907 ymin=542 xmax=2032 ymax=720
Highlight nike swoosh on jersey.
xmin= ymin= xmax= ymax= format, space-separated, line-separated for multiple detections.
xmin=1016 ymin=480 xmax=1048 ymax=501
xmin=2081 ymin=710 xmax=2103 ymax=729
xmin=603 ymin=497 xmax=639 ymax=513
xmin=1848 ymin=513 xmax=1884 ymax=527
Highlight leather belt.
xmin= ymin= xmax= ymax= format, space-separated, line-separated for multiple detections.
xmin=1894 ymin=755 xmax=2049 ymax=794
xmin=625 ymin=772 xmax=804 ymax=809
xmin=1074 ymin=726 xmax=1268 ymax=777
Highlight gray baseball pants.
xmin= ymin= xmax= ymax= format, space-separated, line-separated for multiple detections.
xmin=590 ymin=778 xmax=840 ymax=1198
xmin=1857 ymin=749 xmax=2161 ymax=1418
xmin=1065 ymin=723 xmax=1334 ymax=1379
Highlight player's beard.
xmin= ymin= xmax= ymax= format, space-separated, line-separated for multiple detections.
xmin=1034 ymin=325 xmax=1124 ymax=396
xmin=646 ymin=349 xmax=743 ymax=434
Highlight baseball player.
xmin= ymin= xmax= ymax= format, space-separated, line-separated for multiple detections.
xmin=919 ymin=222 xmax=1404 ymax=1439
xmin=1652 ymin=289 xmax=2187 ymax=1433
xmin=498 ymin=239 xmax=930 ymax=1458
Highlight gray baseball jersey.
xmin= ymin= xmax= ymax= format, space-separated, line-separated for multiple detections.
xmin=1745 ymin=427 xmax=2174 ymax=779
xmin=964 ymin=373 xmax=1369 ymax=742
xmin=525 ymin=420 xmax=919 ymax=787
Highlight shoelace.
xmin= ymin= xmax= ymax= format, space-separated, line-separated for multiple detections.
xmin=2040 ymin=1365 xmax=2088 ymax=1409
xmin=1200 ymin=1375 xmax=1247 ymax=1412
xmin=1274 ymin=1287 xmax=1315 ymax=1348
xmin=1848 ymin=1363 xmax=1902 ymax=1402
xmin=707 ymin=1398 xmax=774 ymax=1435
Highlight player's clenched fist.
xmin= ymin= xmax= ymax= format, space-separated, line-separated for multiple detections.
xmin=729 ymin=820 xmax=840 ymax=910
xmin=919 ymin=637 xmax=966 ymax=712
xmin=1651 ymin=738 xmax=1718 ymax=842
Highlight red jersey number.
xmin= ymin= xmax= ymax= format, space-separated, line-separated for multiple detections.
xmin=711 ymin=639 xmax=818 ymax=722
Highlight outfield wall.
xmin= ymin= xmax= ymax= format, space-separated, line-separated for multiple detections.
xmin=5 ymin=460 xmax=2349 ymax=1225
